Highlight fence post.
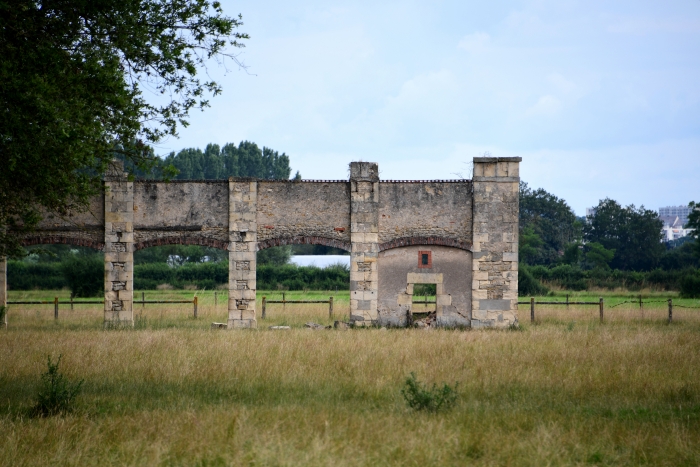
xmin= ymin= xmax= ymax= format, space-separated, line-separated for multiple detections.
xmin=530 ymin=297 xmax=535 ymax=323
xmin=599 ymin=297 xmax=604 ymax=323
xmin=668 ymin=298 xmax=673 ymax=324
xmin=142 ymin=291 xmax=145 ymax=309
xmin=639 ymin=294 xmax=642 ymax=310
xmin=215 ymin=291 xmax=218 ymax=306
xmin=566 ymin=294 xmax=569 ymax=310
xmin=54 ymin=296 xmax=58 ymax=320
xmin=262 ymin=296 xmax=267 ymax=320
xmin=329 ymin=296 xmax=334 ymax=318
xmin=193 ymin=296 xmax=198 ymax=319
xmin=70 ymin=296 xmax=74 ymax=311
xmin=282 ymin=292 xmax=286 ymax=312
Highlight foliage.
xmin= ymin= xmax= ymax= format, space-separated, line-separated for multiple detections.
xmin=60 ymin=254 xmax=104 ymax=297
xmin=659 ymin=240 xmax=700 ymax=270
xmin=413 ymin=284 xmax=436 ymax=296
xmin=0 ymin=0 xmax=247 ymax=257
xmin=685 ymin=201 xmax=700 ymax=258
xmin=131 ymin=141 xmax=298 ymax=180
xmin=562 ymin=242 xmax=582 ymax=265
xmin=7 ymin=261 xmax=67 ymax=290
xmin=401 ymin=372 xmax=457 ymax=413
xmin=584 ymin=242 xmax=615 ymax=270
xmin=518 ymin=264 xmax=550 ymax=296
xmin=134 ymin=245 xmax=226 ymax=266
xmin=584 ymin=198 xmax=665 ymax=271
xmin=257 ymin=246 xmax=292 ymax=266
xmin=680 ymin=270 xmax=700 ymax=298
xmin=31 ymin=355 xmax=83 ymax=417
xmin=519 ymin=182 xmax=578 ymax=265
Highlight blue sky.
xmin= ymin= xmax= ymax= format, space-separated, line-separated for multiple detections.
xmin=156 ymin=0 xmax=700 ymax=216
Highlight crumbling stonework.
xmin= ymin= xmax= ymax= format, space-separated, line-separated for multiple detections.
xmin=228 ymin=181 xmax=258 ymax=329
xmin=349 ymin=162 xmax=380 ymax=324
xmin=6 ymin=157 xmax=521 ymax=329
xmin=471 ymin=157 xmax=520 ymax=328
xmin=104 ymin=161 xmax=134 ymax=326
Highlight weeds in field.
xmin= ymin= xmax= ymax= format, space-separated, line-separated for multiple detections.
xmin=31 ymin=355 xmax=83 ymax=417
xmin=401 ymin=372 xmax=458 ymax=413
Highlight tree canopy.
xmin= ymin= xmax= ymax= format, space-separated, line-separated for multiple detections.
xmin=685 ymin=201 xmax=700 ymax=258
xmin=584 ymin=198 xmax=665 ymax=271
xmin=519 ymin=182 xmax=578 ymax=265
xmin=0 ymin=0 xmax=247 ymax=257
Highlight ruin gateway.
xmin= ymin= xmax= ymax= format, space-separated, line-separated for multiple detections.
xmin=0 ymin=156 xmax=521 ymax=329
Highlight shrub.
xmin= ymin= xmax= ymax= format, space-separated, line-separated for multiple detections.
xmin=401 ymin=372 xmax=458 ymax=413
xmin=680 ymin=270 xmax=700 ymax=298
xmin=31 ymin=355 xmax=83 ymax=417
xmin=61 ymin=254 xmax=104 ymax=297
xmin=518 ymin=264 xmax=549 ymax=296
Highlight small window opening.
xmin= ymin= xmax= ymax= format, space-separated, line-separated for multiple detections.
xmin=418 ymin=250 xmax=432 ymax=268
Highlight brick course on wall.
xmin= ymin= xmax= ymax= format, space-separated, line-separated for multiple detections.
xmin=8 ymin=157 xmax=521 ymax=329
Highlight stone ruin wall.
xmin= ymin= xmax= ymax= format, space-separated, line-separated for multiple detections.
xmin=6 ymin=157 xmax=521 ymax=329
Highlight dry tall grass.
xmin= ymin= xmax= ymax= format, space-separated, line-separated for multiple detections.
xmin=1 ymin=297 xmax=699 ymax=466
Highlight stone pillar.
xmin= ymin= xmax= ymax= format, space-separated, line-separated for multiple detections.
xmin=228 ymin=180 xmax=257 ymax=329
xmin=471 ymin=157 xmax=521 ymax=328
xmin=349 ymin=162 xmax=380 ymax=325
xmin=104 ymin=160 xmax=134 ymax=326
xmin=0 ymin=256 xmax=6 ymax=328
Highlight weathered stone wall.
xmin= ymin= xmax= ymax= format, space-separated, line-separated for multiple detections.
xmin=377 ymin=245 xmax=472 ymax=327
xmin=471 ymin=157 xmax=520 ymax=328
xmin=228 ymin=181 xmax=258 ymax=329
xmin=103 ymin=162 xmax=134 ymax=326
xmin=0 ymin=256 xmax=6 ymax=327
xmin=22 ymin=197 xmax=105 ymax=249
xmin=6 ymin=157 xmax=521 ymax=329
xmin=257 ymin=181 xmax=350 ymax=250
xmin=378 ymin=181 xmax=472 ymax=250
xmin=133 ymin=181 xmax=228 ymax=250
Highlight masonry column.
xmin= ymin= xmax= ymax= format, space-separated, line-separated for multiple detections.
xmin=349 ymin=162 xmax=380 ymax=325
xmin=1 ymin=256 xmax=7 ymax=328
xmin=104 ymin=160 xmax=134 ymax=327
xmin=471 ymin=157 xmax=521 ymax=328
xmin=228 ymin=179 xmax=257 ymax=329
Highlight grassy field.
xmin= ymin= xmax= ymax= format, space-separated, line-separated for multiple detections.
xmin=1 ymin=291 xmax=699 ymax=466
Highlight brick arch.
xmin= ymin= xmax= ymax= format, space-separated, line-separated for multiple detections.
xmin=257 ymin=236 xmax=351 ymax=252
xmin=378 ymin=236 xmax=472 ymax=252
xmin=134 ymin=236 xmax=229 ymax=251
xmin=21 ymin=235 xmax=105 ymax=251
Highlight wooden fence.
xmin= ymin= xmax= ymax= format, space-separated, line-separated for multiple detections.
xmin=518 ymin=297 xmax=686 ymax=324
xmin=7 ymin=294 xmax=199 ymax=320
xmin=261 ymin=293 xmax=334 ymax=319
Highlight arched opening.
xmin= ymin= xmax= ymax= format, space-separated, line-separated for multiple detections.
xmin=256 ymin=237 xmax=350 ymax=325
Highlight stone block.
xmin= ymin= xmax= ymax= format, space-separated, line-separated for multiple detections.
xmin=478 ymin=299 xmax=512 ymax=311
xmin=436 ymin=294 xmax=452 ymax=306
xmin=397 ymin=293 xmax=412 ymax=305
xmin=406 ymin=272 xmax=443 ymax=284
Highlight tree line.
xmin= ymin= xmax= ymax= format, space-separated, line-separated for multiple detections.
xmin=127 ymin=141 xmax=301 ymax=181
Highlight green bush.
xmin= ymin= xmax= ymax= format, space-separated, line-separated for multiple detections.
xmin=680 ymin=271 xmax=700 ymax=298
xmin=31 ymin=355 xmax=83 ymax=417
xmin=401 ymin=372 xmax=458 ymax=413
xmin=61 ymin=254 xmax=104 ymax=297
xmin=518 ymin=264 xmax=549 ymax=296
xmin=7 ymin=261 xmax=65 ymax=290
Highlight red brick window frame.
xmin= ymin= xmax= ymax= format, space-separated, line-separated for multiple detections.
xmin=418 ymin=250 xmax=432 ymax=269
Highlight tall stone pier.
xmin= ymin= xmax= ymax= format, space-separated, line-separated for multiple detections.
xmin=104 ymin=161 xmax=134 ymax=326
xmin=471 ymin=157 xmax=521 ymax=328
xmin=0 ymin=256 xmax=6 ymax=327
xmin=349 ymin=162 xmax=380 ymax=325
xmin=228 ymin=180 xmax=258 ymax=329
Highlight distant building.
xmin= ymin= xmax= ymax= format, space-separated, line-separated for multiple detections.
xmin=585 ymin=207 xmax=597 ymax=218
xmin=659 ymin=205 xmax=693 ymax=227
xmin=660 ymin=215 xmax=693 ymax=242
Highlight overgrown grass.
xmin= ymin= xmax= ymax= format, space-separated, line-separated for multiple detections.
xmin=1 ymin=293 xmax=699 ymax=465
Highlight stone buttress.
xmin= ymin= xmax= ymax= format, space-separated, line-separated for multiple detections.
xmin=104 ymin=161 xmax=135 ymax=326
xmin=471 ymin=157 xmax=521 ymax=328
xmin=349 ymin=162 xmax=380 ymax=325
xmin=1 ymin=256 xmax=6 ymax=327
xmin=228 ymin=180 xmax=257 ymax=329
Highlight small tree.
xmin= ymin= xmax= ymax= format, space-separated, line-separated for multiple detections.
xmin=584 ymin=242 xmax=615 ymax=270
xmin=32 ymin=355 xmax=83 ymax=417
xmin=61 ymin=254 xmax=104 ymax=297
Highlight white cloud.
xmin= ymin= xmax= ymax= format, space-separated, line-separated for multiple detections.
xmin=457 ymin=32 xmax=491 ymax=53
xmin=526 ymin=95 xmax=562 ymax=116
